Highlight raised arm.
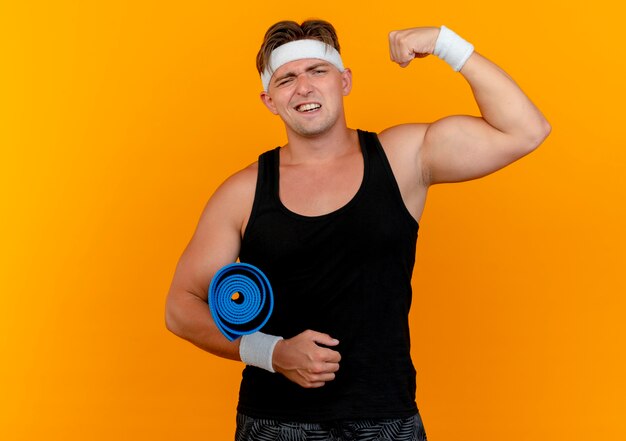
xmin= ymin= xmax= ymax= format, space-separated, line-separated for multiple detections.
xmin=382 ymin=26 xmax=551 ymax=186
xmin=165 ymin=166 xmax=256 ymax=360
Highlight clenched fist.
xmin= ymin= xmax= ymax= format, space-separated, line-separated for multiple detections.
xmin=388 ymin=27 xmax=440 ymax=67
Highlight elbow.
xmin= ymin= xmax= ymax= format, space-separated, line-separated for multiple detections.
xmin=521 ymin=116 xmax=551 ymax=155
xmin=535 ymin=117 xmax=552 ymax=146
xmin=531 ymin=117 xmax=552 ymax=150
xmin=164 ymin=309 xmax=177 ymax=335
xmin=164 ymin=310 xmax=176 ymax=334
xmin=165 ymin=297 xmax=183 ymax=337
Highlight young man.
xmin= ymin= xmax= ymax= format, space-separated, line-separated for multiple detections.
xmin=166 ymin=19 xmax=550 ymax=440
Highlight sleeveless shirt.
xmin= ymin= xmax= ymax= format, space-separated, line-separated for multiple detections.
xmin=237 ymin=130 xmax=420 ymax=422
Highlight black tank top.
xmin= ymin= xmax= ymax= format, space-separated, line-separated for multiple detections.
xmin=237 ymin=130 xmax=419 ymax=421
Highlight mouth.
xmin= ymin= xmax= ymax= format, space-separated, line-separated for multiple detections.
xmin=295 ymin=102 xmax=321 ymax=113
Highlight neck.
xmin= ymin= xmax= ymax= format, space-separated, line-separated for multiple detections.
xmin=282 ymin=122 xmax=357 ymax=165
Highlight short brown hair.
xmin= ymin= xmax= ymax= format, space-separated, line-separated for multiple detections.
xmin=256 ymin=19 xmax=341 ymax=75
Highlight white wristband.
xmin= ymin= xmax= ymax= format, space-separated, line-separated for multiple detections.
xmin=239 ymin=332 xmax=283 ymax=373
xmin=434 ymin=25 xmax=474 ymax=72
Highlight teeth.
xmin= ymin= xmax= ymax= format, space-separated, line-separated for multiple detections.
xmin=297 ymin=103 xmax=321 ymax=112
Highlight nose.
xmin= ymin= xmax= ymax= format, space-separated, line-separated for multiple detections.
xmin=295 ymin=73 xmax=313 ymax=95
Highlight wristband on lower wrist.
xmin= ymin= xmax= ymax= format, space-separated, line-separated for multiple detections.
xmin=239 ymin=332 xmax=283 ymax=373
xmin=434 ymin=25 xmax=474 ymax=72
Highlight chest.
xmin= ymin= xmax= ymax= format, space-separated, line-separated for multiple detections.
xmin=278 ymin=153 xmax=364 ymax=217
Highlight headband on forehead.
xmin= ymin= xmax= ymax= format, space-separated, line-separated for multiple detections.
xmin=261 ymin=39 xmax=345 ymax=91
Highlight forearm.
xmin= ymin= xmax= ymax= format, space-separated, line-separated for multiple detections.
xmin=460 ymin=51 xmax=551 ymax=145
xmin=165 ymin=290 xmax=241 ymax=361
xmin=166 ymin=291 xmax=342 ymax=387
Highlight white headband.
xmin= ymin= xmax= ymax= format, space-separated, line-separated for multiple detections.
xmin=261 ymin=39 xmax=344 ymax=91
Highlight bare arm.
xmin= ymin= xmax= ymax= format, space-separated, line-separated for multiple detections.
xmin=165 ymin=168 xmax=256 ymax=360
xmin=383 ymin=26 xmax=551 ymax=186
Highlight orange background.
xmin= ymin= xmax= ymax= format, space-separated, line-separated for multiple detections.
xmin=1 ymin=1 xmax=625 ymax=440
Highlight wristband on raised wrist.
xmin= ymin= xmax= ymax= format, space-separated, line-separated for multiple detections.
xmin=434 ymin=25 xmax=474 ymax=72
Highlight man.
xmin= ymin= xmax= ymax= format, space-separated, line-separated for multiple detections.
xmin=165 ymin=19 xmax=550 ymax=441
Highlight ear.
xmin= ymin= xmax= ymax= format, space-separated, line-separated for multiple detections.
xmin=260 ymin=91 xmax=279 ymax=115
xmin=341 ymin=68 xmax=353 ymax=96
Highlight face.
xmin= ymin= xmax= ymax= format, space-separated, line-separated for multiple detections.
xmin=260 ymin=59 xmax=352 ymax=138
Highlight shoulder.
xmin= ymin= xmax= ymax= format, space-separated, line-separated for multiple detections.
xmin=210 ymin=160 xmax=258 ymax=207
xmin=200 ymin=161 xmax=259 ymax=230
xmin=378 ymin=123 xmax=428 ymax=151
xmin=219 ymin=161 xmax=258 ymax=197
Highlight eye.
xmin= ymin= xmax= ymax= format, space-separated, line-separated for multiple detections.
xmin=277 ymin=77 xmax=294 ymax=87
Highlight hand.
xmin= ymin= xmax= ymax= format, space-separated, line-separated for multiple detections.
xmin=388 ymin=27 xmax=440 ymax=68
xmin=272 ymin=330 xmax=341 ymax=388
